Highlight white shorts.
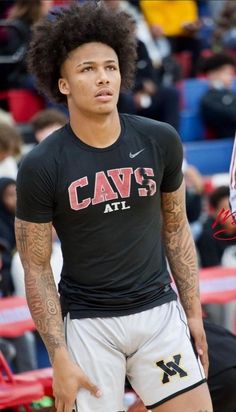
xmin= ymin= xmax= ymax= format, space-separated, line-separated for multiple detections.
xmin=65 ymin=300 xmax=206 ymax=412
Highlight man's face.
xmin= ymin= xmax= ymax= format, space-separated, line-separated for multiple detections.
xmin=3 ymin=184 xmax=16 ymax=214
xmin=59 ymin=42 xmax=121 ymax=117
xmin=208 ymin=64 xmax=235 ymax=89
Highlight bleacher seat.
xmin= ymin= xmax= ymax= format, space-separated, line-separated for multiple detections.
xmin=184 ymin=137 xmax=234 ymax=175
xmin=178 ymin=78 xmax=208 ymax=141
xmin=0 ymin=351 xmax=44 ymax=411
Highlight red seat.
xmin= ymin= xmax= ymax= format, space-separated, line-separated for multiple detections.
xmin=0 ymin=352 xmax=44 ymax=411
xmin=0 ymin=88 xmax=45 ymax=123
xmin=7 ymin=89 xmax=45 ymax=123
xmin=18 ymin=367 xmax=53 ymax=397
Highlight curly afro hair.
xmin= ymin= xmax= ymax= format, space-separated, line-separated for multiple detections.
xmin=27 ymin=2 xmax=137 ymax=104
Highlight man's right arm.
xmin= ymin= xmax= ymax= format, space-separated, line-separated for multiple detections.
xmin=15 ymin=218 xmax=66 ymax=362
xmin=15 ymin=218 xmax=101 ymax=412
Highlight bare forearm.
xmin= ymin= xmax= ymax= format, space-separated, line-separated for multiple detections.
xmin=15 ymin=218 xmax=67 ymax=363
xmin=25 ymin=267 xmax=66 ymax=363
xmin=164 ymin=221 xmax=201 ymax=317
xmin=161 ymin=182 xmax=202 ymax=318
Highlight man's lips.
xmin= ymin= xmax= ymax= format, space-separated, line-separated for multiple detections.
xmin=95 ymin=88 xmax=113 ymax=97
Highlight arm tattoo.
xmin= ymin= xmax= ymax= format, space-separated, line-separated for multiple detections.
xmin=161 ymin=181 xmax=201 ymax=315
xmin=15 ymin=218 xmax=66 ymax=363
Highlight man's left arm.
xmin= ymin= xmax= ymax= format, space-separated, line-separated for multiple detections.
xmin=161 ymin=180 xmax=208 ymax=376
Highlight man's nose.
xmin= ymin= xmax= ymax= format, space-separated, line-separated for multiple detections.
xmin=96 ymin=68 xmax=110 ymax=85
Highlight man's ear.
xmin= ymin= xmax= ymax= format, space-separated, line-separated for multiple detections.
xmin=58 ymin=78 xmax=70 ymax=96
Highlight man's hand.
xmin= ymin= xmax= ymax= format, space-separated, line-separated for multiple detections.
xmin=187 ymin=317 xmax=209 ymax=378
xmin=53 ymin=351 xmax=102 ymax=412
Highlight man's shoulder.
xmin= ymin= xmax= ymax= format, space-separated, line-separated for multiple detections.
xmin=120 ymin=113 xmax=177 ymax=136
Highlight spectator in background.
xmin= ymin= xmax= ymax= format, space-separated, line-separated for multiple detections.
xmin=182 ymin=158 xmax=204 ymax=241
xmin=140 ymin=0 xmax=202 ymax=77
xmin=213 ymin=0 xmax=236 ymax=53
xmin=196 ymin=186 xmax=236 ymax=267
xmin=118 ymin=37 xmax=180 ymax=129
xmin=31 ymin=108 xmax=68 ymax=143
xmin=0 ymin=123 xmax=22 ymax=179
xmin=199 ymin=53 xmax=236 ymax=139
xmin=0 ymin=177 xmax=16 ymax=296
xmin=0 ymin=0 xmax=53 ymax=92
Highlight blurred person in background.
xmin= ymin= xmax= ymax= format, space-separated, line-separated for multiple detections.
xmin=196 ymin=186 xmax=236 ymax=267
xmin=140 ymin=0 xmax=202 ymax=77
xmin=182 ymin=158 xmax=204 ymax=241
xmin=0 ymin=0 xmax=53 ymax=92
xmin=31 ymin=108 xmax=68 ymax=144
xmin=199 ymin=53 xmax=236 ymax=139
xmin=0 ymin=123 xmax=22 ymax=179
xmin=213 ymin=0 xmax=236 ymax=53
xmin=0 ymin=177 xmax=16 ymax=296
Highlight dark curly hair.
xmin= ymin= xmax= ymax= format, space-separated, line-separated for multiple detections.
xmin=27 ymin=2 xmax=137 ymax=104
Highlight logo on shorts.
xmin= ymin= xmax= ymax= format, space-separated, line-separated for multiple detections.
xmin=156 ymin=354 xmax=188 ymax=384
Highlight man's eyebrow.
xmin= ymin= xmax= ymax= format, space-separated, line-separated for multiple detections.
xmin=76 ymin=59 xmax=117 ymax=67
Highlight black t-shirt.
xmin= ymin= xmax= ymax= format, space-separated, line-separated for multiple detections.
xmin=16 ymin=114 xmax=183 ymax=318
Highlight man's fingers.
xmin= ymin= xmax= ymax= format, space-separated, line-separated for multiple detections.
xmin=195 ymin=335 xmax=209 ymax=378
xmin=82 ymin=378 xmax=102 ymax=398
xmin=200 ymin=351 xmax=209 ymax=378
xmin=56 ymin=399 xmax=64 ymax=412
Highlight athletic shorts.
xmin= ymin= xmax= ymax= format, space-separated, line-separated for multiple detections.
xmin=65 ymin=300 xmax=206 ymax=412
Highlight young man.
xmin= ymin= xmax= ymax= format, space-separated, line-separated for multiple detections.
xmin=15 ymin=3 xmax=212 ymax=412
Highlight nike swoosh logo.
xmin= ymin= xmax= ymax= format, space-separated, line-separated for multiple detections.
xmin=129 ymin=148 xmax=145 ymax=158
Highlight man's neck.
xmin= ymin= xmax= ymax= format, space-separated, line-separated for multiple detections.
xmin=69 ymin=109 xmax=121 ymax=148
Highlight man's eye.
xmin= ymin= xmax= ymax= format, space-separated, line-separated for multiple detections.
xmin=106 ymin=65 xmax=117 ymax=70
xmin=82 ymin=67 xmax=93 ymax=72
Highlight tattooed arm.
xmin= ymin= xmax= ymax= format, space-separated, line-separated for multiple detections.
xmin=161 ymin=181 xmax=208 ymax=375
xmin=15 ymin=218 xmax=101 ymax=412
xmin=15 ymin=219 xmax=65 ymax=362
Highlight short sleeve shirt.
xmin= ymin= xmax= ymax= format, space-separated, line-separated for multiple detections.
xmin=16 ymin=114 xmax=183 ymax=318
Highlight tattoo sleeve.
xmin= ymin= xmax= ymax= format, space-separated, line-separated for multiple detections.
xmin=15 ymin=218 xmax=66 ymax=363
xmin=161 ymin=181 xmax=202 ymax=317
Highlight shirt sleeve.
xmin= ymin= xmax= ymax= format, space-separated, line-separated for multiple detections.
xmin=16 ymin=150 xmax=56 ymax=223
xmin=160 ymin=123 xmax=183 ymax=192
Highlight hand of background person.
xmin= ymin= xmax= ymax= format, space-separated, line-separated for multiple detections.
xmin=182 ymin=20 xmax=201 ymax=34
xmin=53 ymin=351 xmax=102 ymax=412
xmin=150 ymin=24 xmax=163 ymax=39
xmin=184 ymin=164 xmax=204 ymax=194
xmin=187 ymin=317 xmax=209 ymax=378
xmin=142 ymin=80 xmax=157 ymax=96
